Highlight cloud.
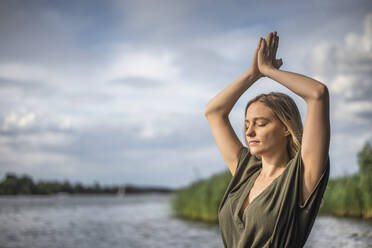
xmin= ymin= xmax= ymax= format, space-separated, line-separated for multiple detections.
xmin=2 ymin=110 xmax=36 ymax=131
xmin=310 ymin=12 xmax=372 ymax=113
xmin=105 ymin=49 xmax=181 ymax=82
xmin=110 ymin=77 xmax=164 ymax=88
xmin=309 ymin=12 xmax=372 ymax=176
xmin=0 ymin=110 xmax=220 ymax=187
xmin=1 ymin=0 xmax=371 ymax=186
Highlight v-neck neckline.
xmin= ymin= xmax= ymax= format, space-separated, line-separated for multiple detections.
xmin=237 ymin=160 xmax=292 ymax=223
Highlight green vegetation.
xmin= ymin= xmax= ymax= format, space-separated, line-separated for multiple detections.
xmin=170 ymin=171 xmax=232 ymax=224
xmin=170 ymin=141 xmax=372 ymax=222
xmin=320 ymin=142 xmax=372 ymax=219
xmin=0 ymin=173 xmax=174 ymax=195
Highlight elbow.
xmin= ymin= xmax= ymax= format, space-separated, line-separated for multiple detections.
xmin=204 ymin=102 xmax=219 ymax=117
xmin=313 ymin=83 xmax=329 ymax=100
xmin=204 ymin=105 xmax=227 ymax=118
xmin=204 ymin=103 xmax=211 ymax=116
xmin=204 ymin=104 xmax=212 ymax=117
xmin=204 ymin=107 xmax=218 ymax=118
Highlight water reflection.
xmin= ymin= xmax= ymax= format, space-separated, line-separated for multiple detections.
xmin=0 ymin=194 xmax=371 ymax=248
xmin=307 ymin=214 xmax=372 ymax=248
xmin=0 ymin=194 xmax=222 ymax=248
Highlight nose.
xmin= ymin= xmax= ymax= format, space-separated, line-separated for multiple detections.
xmin=245 ymin=125 xmax=255 ymax=137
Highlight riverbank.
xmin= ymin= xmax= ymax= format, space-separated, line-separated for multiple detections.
xmin=169 ymin=171 xmax=231 ymax=224
xmin=170 ymin=170 xmax=372 ymax=223
xmin=320 ymin=172 xmax=372 ymax=220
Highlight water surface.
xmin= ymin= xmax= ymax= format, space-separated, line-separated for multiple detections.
xmin=0 ymin=194 xmax=371 ymax=248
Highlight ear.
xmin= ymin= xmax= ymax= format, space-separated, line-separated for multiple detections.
xmin=283 ymin=126 xmax=290 ymax=136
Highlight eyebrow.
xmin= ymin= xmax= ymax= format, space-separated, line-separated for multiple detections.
xmin=244 ymin=117 xmax=271 ymax=123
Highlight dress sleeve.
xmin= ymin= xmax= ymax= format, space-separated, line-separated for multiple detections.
xmin=228 ymin=146 xmax=260 ymax=191
xmin=217 ymin=146 xmax=253 ymax=212
xmin=235 ymin=146 xmax=251 ymax=172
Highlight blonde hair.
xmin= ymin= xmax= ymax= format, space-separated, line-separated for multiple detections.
xmin=243 ymin=92 xmax=303 ymax=159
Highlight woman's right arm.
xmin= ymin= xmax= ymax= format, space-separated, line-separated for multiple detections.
xmin=204 ymin=69 xmax=260 ymax=176
xmin=204 ymin=33 xmax=282 ymax=176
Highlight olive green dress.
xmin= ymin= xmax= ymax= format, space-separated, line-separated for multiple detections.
xmin=217 ymin=146 xmax=330 ymax=248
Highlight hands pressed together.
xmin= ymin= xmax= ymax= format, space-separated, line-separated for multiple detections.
xmin=249 ymin=31 xmax=283 ymax=79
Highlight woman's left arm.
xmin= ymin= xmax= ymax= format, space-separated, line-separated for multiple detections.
xmin=265 ymin=67 xmax=330 ymax=206
xmin=258 ymin=32 xmax=330 ymax=205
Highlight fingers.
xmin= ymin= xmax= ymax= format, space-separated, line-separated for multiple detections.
xmin=269 ymin=32 xmax=276 ymax=50
xmin=262 ymin=32 xmax=274 ymax=56
xmin=274 ymin=58 xmax=283 ymax=68
xmin=265 ymin=32 xmax=272 ymax=42
xmin=257 ymin=37 xmax=262 ymax=50
xmin=265 ymin=31 xmax=279 ymax=58
xmin=273 ymin=34 xmax=279 ymax=59
xmin=259 ymin=32 xmax=279 ymax=56
xmin=258 ymin=37 xmax=263 ymax=52
xmin=262 ymin=36 xmax=267 ymax=53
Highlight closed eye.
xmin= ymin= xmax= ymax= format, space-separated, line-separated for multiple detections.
xmin=245 ymin=123 xmax=266 ymax=129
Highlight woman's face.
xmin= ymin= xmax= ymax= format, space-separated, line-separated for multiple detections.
xmin=245 ymin=101 xmax=289 ymax=157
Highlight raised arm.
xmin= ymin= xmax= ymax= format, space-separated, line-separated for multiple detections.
xmin=258 ymin=32 xmax=330 ymax=206
xmin=204 ymin=69 xmax=256 ymax=176
xmin=204 ymin=34 xmax=283 ymax=176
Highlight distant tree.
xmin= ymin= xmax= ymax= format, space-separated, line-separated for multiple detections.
xmin=357 ymin=141 xmax=372 ymax=174
xmin=0 ymin=173 xmax=18 ymax=194
xmin=75 ymin=182 xmax=84 ymax=193
xmin=5 ymin=173 xmax=17 ymax=181
xmin=36 ymin=181 xmax=53 ymax=194
xmin=18 ymin=175 xmax=37 ymax=194
xmin=0 ymin=172 xmax=173 ymax=195
xmin=93 ymin=180 xmax=101 ymax=193
xmin=61 ymin=180 xmax=74 ymax=193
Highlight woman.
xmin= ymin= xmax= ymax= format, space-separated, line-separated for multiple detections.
xmin=204 ymin=31 xmax=330 ymax=247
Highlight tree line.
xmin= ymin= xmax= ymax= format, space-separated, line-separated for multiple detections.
xmin=0 ymin=173 xmax=174 ymax=195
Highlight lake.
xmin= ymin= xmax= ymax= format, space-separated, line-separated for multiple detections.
xmin=0 ymin=193 xmax=371 ymax=248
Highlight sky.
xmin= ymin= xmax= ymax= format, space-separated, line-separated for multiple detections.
xmin=0 ymin=0 xmax=372 ymax=189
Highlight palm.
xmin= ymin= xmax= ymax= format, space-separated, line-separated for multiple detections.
xmin=250 ymin=32 xmax=283 ymax=78
xmin=258 ymin=32 xmax=283 ymax=74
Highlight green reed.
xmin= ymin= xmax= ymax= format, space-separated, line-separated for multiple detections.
xmin=170 ymin=170 xmax=372 ymax=223
xmin=170 ymin=142 xmax=372 ymax=222
xmin=169 ymin=171 xmax=232 ymax=223
xmin=321 ymin=172 xmax=372 ymax=219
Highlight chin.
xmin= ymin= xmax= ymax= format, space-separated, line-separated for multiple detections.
xmin=249 ymin=147 xmax=260 ymax=156
xmin=249 ymin=146 xmax=266 ymax=157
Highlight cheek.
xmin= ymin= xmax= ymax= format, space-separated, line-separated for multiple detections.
xmin=261 ymin=128 xmax=281 ymax=143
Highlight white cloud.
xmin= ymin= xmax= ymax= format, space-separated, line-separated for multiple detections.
xmin=1 ymin=0 xmax=371 ymax=186
xmin=0 ymin=107 xmax=86 ymax=131
xmin=1 ymin=132 xmax=74 ymax=147
xmin=0 ymin=63 xmax=49 ymax=82
xmin=0 ymin=144 xmax=78 ymax=170
xmin=309 ymin=12 xmax=372 ymax=177
xmin=328 ymin=74 xmax=357 ymax=96
xmin=333 ymin=100 xmax=372 ymax=123
xmin=311 ymin=12 xmax=372 ymax=120
xmin=2 ymin=109 xmax=36 ymax=130
xmin=194 ymin=27 xmax=263 ymax=61
xmin=105 ymin=48 xmax=181 ymax=82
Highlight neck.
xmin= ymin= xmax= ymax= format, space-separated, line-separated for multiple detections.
xmin=260 ymin=148 xmax=290 ymax=179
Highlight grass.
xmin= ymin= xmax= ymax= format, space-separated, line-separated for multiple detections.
xmin=170 ymin=169 xmax=372 ymax=223
xmin=169 ymin=171 xmax=232 ymax=224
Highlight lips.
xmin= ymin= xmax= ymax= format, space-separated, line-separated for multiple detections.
xmin=249 ymin=140 xmax=260 ymax=144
